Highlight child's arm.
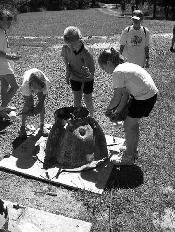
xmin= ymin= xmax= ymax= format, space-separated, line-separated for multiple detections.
xmin=61 ymin=45 xmax=71 ymax=84
xmin=119 ymin=28 xmax=127 ymax=54
xmin=22 ymin=96 xmax=34 ymax=116
xmin=119 ymin=45 xmax=125 ymax=55
xmin=144 ymin=46 xmax=149 ymax=68
xmin=144 ymin=28 xmax=150 ymax=67
xmin=0 ymin=50 xmax=21 ymax=60
xmin=107 ymin=88 xmax=123 ymax=111
xmin=34 ymin=93 xmax=46 ymax=115
xmin=82 ymin=50 xmax=95 ymax=79
xmin=107 ymin=87 xmax=129 ymax=112
xmin=170 ymin=36 xmax=175 ymax=52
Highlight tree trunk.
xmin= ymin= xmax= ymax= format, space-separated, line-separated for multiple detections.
xmin=164 ymin=0 xmax=170 ymax=20
xmin=91 ymin=0 xmax=96 ymax=7
xmin=172 ymin=0 xmax=175 ymax=19
xmin=153 ymin=0 xmax=157 ymax=19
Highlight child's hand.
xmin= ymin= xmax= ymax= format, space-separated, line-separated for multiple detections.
xmin=66 ymin=70 xmax=70 ymax=85
xmin=81 ymin=66 xmax=91 ymax=78
xmin=7 ymin=53 xmax=21 ymax=61
xmin=145 ymin=59 xmax=149 ymax=68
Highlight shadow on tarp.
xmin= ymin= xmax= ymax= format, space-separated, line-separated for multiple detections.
xmin=105 ymin=164 xmax=143 ymax=190
xmin=11 ymin=134 xmax=40 ymax=169
xmin=80 ymin=159 xmax=113 ymax=190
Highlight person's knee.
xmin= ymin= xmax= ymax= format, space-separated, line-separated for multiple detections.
xmin=73 ymin=91 xmax=82 ymax=104
xmin=84 ymin=93 xmax=92 ymax=102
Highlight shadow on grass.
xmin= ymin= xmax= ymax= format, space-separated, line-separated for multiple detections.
xmin=106 ymin=165 xmax=143 ymax=189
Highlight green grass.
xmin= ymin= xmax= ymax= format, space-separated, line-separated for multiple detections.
xmin=9 ymin=9 xmax=175 ymax=37
xmin=1 ymin=8 xmax=175 ymax=232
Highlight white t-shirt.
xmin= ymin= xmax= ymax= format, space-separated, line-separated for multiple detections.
xmin=0 ymin=28 xmax=14 ymax=75
xmin=112 ymin=62 xmax=158 ymax=100
xmin=120 ymin=26 xmax=150 ymax=67
xmin=21 ymin=68 xmax=50 ymax=96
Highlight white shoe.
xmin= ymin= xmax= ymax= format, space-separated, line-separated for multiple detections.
xmin=0 ymin=106 xmax=16 ymax=113
xmin=112 ymin=121 xmax=124 ymax=128
xmin=5 ymin=106 xmax=16 ymax=111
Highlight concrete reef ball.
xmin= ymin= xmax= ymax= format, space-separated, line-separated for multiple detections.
xmin=44 ymin=106 xmax=108 ymax=169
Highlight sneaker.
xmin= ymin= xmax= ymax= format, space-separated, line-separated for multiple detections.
xmin=0 ymin=106 xmax=16 ymax=113
xmin=112 ymin=121 xmax=124 ymax=128
xmin=5 ymin=106 xmax=16 ymax=112
xmin=134 ymin=150 xmax=138 ymax=160
xmin=113 ymin=151 xmax=135 ymax=166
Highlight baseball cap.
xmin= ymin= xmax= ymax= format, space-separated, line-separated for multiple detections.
xmin=131 ymin=10 xmax=143 ymax=21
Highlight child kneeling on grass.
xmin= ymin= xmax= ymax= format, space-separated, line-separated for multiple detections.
xmin=98 ymin=48 xmax=158 ymax=165
xmin=19 ymin=68 xmax=50 ymax=138
xmin=61 ymin=26 xmax=95 ymax=117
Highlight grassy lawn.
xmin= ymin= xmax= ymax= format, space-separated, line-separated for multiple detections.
xmin=9 ymin=9 xmax=175 ymax=37
xmin=0 ymin=9 xmax=175 ymax=232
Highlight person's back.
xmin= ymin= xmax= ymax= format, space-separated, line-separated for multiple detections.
xmin=113 ymin=62 xmax=158 ymax=100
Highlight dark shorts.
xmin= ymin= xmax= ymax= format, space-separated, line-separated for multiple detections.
xmin=128 ymin=94 xmax=157 ymax=118
xmin=70 ymin=79 xmax=94 ymax=94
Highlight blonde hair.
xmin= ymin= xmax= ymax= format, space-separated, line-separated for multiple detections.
xmin=98 ymin=48 xmax=124 ymax=67
xmin=63 ymin=26 xmax=82 ymax=43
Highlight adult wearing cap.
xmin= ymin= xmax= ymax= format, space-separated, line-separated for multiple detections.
xmin=119 ymin=10 xmax=150 ymax=68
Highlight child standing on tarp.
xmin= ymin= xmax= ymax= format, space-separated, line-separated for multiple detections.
xmin=61 ymin=26 xmax=95 ymax=117
xmin=19 ymin=68 xmax=50 ymax=138
xmin=0 ymin=7 xmax=20 ymax=115
xmin=170 ymin=25 xmax=175 ymax=53
xmin=98 ymin=48 xmax=158 ymax=165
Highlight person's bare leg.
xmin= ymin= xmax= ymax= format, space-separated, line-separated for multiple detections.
xmin=124 ymin=116 xmax=140 ymax=160
xmin=73 ymin=90 xmax=83 ymax=107
xmin=39 ymin=106 xmax=45 ymax=128
xmin=1 ymin=77 xmax=9 ymax=108
xmin=84 ymin=93 xmax=94 ymax=117
xmin=1 ymin=74 xmax=18 ymax=107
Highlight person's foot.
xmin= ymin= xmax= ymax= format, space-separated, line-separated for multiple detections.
xmin=112 ymin=121 xmax=124 ymax=128
xmin=111 ymin=150 xmax=135 ymax=166
xmin=0 ymin=106 xmax=16 ymax=113
xmin=18 ymin=126 xmax=27 ymax=138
